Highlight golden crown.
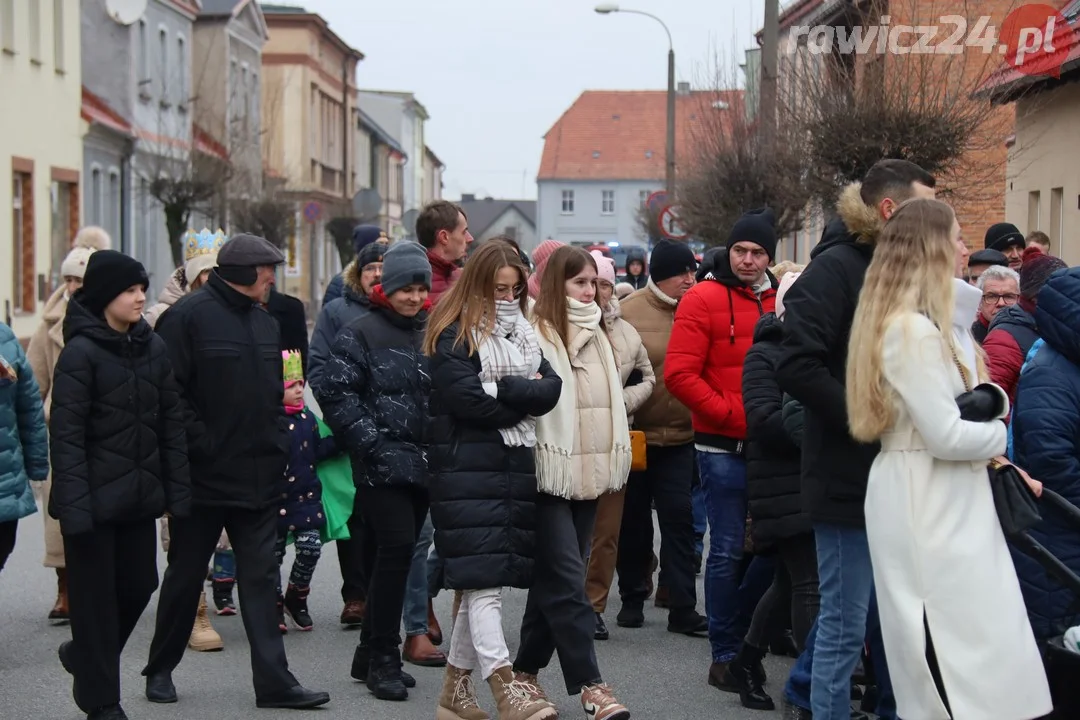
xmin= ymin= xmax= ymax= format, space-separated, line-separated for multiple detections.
xmin=185 ymin=228 xmax=227 ymax=262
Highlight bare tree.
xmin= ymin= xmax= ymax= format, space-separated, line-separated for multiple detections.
xmin=326 ymin=216 xmax=359 ymax=267
xmin=230 ymin=190 xmax=295 ymax=249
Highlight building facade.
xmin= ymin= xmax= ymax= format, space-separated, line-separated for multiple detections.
xmin=459 ymin=195 xmax=537 ymax=252
xmin=2 ymin=0 xmax=83 ymax=337
xmin=357 ymin=108 xmax=406 ymax=238
xmin=422 ymin=146 xmax=444 ymax=206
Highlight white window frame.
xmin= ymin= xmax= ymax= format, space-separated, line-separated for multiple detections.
xmin=28 ymin=0 xmax=41 ymax=63
xmin=0 ymin=0 xmax=14 ymax=54
xmin=561 ymin=189 xmax=575 ymax=215
xmin=639 ymin=189 xmax=650 ymax=208
xmin=601 ymin=189 xmax=615 ymax=215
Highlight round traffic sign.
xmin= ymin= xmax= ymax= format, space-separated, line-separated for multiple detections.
xmin=303 ymin=201 xmax=322 ymax=223
xmin=658 ymin=205 xmax=689 ymax=240
xmin=646 ymin=190 xmax=668 ymax=213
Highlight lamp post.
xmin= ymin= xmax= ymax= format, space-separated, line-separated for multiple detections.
xmin=595 ymin=3 xmax=676 ymax=202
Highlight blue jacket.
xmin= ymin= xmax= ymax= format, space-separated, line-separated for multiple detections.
xmin=279 ymin=406 xmax=338 ymax=534
xmin=309 ymin=262 xmax=371 ymax=393
xmin=1012 ymin=266 xmax=1080 ymax=642
xmin=0 ymin=323 xmax=48 ymax=523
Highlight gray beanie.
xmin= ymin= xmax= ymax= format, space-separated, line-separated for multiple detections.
xmin=381 ymin=241 xmax=432 ymax=295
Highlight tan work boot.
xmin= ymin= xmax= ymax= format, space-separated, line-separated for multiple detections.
xmin=488 ymin=667 xmax=558 ymax=720
xmin=436 ymin=664 xmax=490 ymax=720
xmin=188 ymin=592 xmax=224 ymax=652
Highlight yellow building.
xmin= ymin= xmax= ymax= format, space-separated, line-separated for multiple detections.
xmin=261 ymin=5 xmax=362 ymax=311
xmin=1 ymin=0 xmax=83 ymax=339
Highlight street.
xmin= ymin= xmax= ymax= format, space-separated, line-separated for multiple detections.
xmin=0 ymin=508 xmax=797 ymax=720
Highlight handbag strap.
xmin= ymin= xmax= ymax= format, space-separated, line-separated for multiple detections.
xmin=946 ymin=339 xmax=974 ymax=394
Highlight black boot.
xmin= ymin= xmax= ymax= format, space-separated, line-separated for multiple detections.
xmin=770 ymin=629 xmax=799 ymax=658
xmin=352 ymin=642 xmax=415 ymax=688
xmin=275 ymin=593 xmax=287 ymax=634
xmin=284 ymin=584 xmax=313 ymax=631
xmin=729 ymin=643 xmax=775 ymax=711
xmin=212 ymin=580 xmax=236 ymax=615
xmin=594 ymin=612 xmax=610 ymax=640
xmin=367 ymin=649 xmax=408 ymax=701
xmin=616 ymin=600 xmax=644 ymax=628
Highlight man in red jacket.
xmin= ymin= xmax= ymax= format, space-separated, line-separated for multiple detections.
xmin=415 ymin=200 xmax=472 ymax=306
xmin=665 ymin=208 xmax=777 ymax=689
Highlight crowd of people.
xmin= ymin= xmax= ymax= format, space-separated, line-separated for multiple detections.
xmin=1 ymin=173 xmax=1079 ymax=720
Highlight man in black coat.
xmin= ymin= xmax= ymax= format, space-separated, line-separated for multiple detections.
xmin=142 ymin=234 xmax=329 ymax=710
xmin=775 ymin=159 xmax=934 ymax=719
xmin=266 ymin=288 xmax=309 ymax=371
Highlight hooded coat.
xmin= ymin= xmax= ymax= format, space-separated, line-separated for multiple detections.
xmin=47 ymin=297 xmax=191 ymax=536
xmin=665 ymin=247 xmax=777 ymax=446
xmin=144 ymin=268 xmax=187 ymax=329
xmin=775 ymin=183 xmax=883 ymax=527
xmin=620 ymin=246 xmax=649 ymax=290
xmin=0 ymin=323 xmax=48 ymax=524
xmin=1011 ymin=268 xmax=1080 ymax=642
xmin=308 ymin=259 xmax=372 ymax=393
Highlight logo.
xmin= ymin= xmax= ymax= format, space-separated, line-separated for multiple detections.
xmin=1000 ymin=3 xmax=1072 ymax=79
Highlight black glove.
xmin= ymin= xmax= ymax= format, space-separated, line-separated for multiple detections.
xmin=955 ymin=384 xmax=1006 ymax=422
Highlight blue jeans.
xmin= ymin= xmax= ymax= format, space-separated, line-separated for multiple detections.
xmin=692 ymin=477 xmax=707 ymax=557
xmin=784 ymin=617 xmax=816 ymax=710
xmin=697 ymin=451 xmax=747 ymax=664
xmin=211 ymin=549 xmax=235 ymax=582
xmin=403 ymin=514 xmax=434 ymax=636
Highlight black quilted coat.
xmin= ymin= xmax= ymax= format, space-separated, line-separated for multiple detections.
xmin=48 ymin=296 xmax=191 ymax=536
xmin=315 ymin=303 xmax=432 ymax=488
xmin=741 ymin=312 xmax=809 ymax=551
xmin=428 ymin=325 xmax=563 ymax=590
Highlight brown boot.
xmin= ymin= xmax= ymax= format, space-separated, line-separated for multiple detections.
xmin=48 ymin=568 xmax=69 ymax=621
xmin=488 ymin=667 xmax=558 ymax=720
xmin=188 ymin=592 xmax=224 ymax=652
xmin=436 ymin=664 xmax=490 ymax=720
xmin=404 ymin=633 xmax=447 ymax=667
xmin=428 ymin=598 xmax=444 ymax=645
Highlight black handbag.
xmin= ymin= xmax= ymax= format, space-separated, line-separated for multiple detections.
xmin=949 ymin=346 xmax=1042 ymax=538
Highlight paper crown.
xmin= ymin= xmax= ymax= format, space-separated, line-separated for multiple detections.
xmin=185 ymin=228 xmax=227 ymax=263
xmin=282 ymin=349 xmax=304 ymax=384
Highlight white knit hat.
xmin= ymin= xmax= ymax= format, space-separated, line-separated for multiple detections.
xmin=775 ymin=271 xmax=801 ymax=321
xmin=60 ymin=226 xmax=111 ymax=279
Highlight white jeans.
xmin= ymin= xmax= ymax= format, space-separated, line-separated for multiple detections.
xmin=447 ymin=588 xmax=511 ymax=679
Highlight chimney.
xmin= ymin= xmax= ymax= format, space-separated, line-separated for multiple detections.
xmin=677 ymin=81 xmax=691 ymax=95
xmin=462 ymin=193 xmax=476 ymax=202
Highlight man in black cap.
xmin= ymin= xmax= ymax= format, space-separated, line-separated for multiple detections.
xmin=143 ymin=234 xmax=329 ymax=709
xmin=966 ymin=247 xmax=1009 ymax=285
xmin=985 ymin=222 xmax=1026 ymax=271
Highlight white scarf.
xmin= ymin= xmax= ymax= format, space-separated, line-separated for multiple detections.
xmin=532 ymin=297 xmax=632 ymax=500
xmin=474 ymin=300 xmax=542 ymax=447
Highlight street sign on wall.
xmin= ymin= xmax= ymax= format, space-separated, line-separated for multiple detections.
xmin=303 ymin=201 xmax=322 ymax=224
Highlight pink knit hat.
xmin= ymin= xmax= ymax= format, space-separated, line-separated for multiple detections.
xmin=590 ymin=250 xmax=616 ymax=285
xmin=528 ymin=239 xmax=566 ymax=298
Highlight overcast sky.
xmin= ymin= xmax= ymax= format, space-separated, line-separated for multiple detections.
xmin=297 ymin=0 xmax=765 ymax=202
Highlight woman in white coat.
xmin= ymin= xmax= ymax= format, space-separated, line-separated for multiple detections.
xmin=846 ymin=198 xmax=1051 ymax=720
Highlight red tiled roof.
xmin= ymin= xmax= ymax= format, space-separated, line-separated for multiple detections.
xmin=194 ymin=124 xmax=228 ymax=160
xmin=978 ymin=18 xmax=1080 ymax=99
xmin=81 ymin=87 xmax=133 ymax=136
xmin=537 ymin=89 xmax=744 ymax=182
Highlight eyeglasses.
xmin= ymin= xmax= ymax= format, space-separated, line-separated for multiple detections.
xmin=495 ymin=284 xmax=526 ymax=299
xmin=982 ymin=292 xmax=1020 ymax=305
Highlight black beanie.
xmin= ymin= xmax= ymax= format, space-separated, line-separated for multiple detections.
xmin=79 ymin=250 xmax=148 ymax=316
xmin=985 ymin=222 xmax=1025 ymax=253
xmin=649 ymin=239 xmax=698 ymax=283
xmin=727 ymin=207 xmax=777 ymax=259
xmin=216 ymin=264 xmax=258 ymax=286
xmin=356 ymin=240 xmax=385 ymax=269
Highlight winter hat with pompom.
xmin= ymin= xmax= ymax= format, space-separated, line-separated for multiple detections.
xmin=1019 ymin=245 xmax=1066 ymax=301
xmin=528 ymin=239 xmax=566 ymax=299
xmin=60 ymin=226 xmax=112 ymax=279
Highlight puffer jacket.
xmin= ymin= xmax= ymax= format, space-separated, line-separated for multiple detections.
xmin=144 ymin=268 xmax=187 ymax=329
xmin=0 ymin=323 xmax=48 ymax=524
xmin=666 ymin=248 xmax=776 ymax=447
xmin=26 ymin=286 xmax=68 ymax=422
xmin=278 ymin=407 xmax=337 ymax=534
xmin=1011 ymin=267 xmax=1080 ymax=642
xmin=309 ymin=260 xmax=372 ymax=393
xmin=428 ymin=324 xmax=562 ymax=590
xmin=315 ymin=291 xmax=432 ymax=488
xmin=620 ymin=281 xmax=692 ymax=446
xmin=742 ymin=313 xmax=808 ymax=551
xmin=984 ymin=302 xmax=1041 ymax=407
xmin=427 ymin=250 xmax=461 ymax=306
xmin=48 ymin=297 xmax=191 ymax=536
xmin=604 ymin=296 xmax=656 ymax=417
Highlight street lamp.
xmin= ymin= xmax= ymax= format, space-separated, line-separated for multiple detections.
xmin=595 ymin=4 xmax=676 ymax=202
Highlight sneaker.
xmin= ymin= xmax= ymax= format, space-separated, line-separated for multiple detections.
xmin=581 ymin=683 xmax=630 ymax=720
xmin=212 ymin=580 xmax=236 ymax=615
xmin=284 ymin=584 xmax=313 ymax=631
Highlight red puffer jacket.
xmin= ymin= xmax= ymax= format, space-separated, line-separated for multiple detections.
xmin=427 ymin=250 xmax=462 ymax=306
xmin=666 ymin=253 xmax=776 ymax=447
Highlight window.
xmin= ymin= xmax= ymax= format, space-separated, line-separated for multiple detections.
xmin=50 ymin=181 xmax=72 ymax=288
xmin=503 ymin=225 xmax=518 ymax=241
xmin=1 ymin=0 xmax=14 ymax=54
xmin=176 ymin=35 xmax=187 ymax=107
xmin=90 ymin=167 xmax=102 ymax=224
xmin=108 ymin=170 xmax=121 ymax=240
xmin=137 ymin=20 xmax=149 ymax=91
xmin=29 ymin=0 xmax=41 ymax=62
xmin=53 ymin=0 xmax=64 ymax=71
xmin=639 ymin=190 xmax=650 ymax=207
xmin=601 ymin=189 xmax=615 ymax=215
xmin=561 ymin=189 xmax=575 ymax=214
xmin=158 ymin=27 xmax=169 ymax=102
xmin=1028 ymin=190 xmax=1041 ymax=231
xmin=241 ymin=63 xmax=249 ymax=132
xmin=1051 ymin=187 xmax=1064 ymax=249
xmin=12 ymin=171 xmax=34 ymax=312
xmin=249 ymin=72 xmax=259 ymax=132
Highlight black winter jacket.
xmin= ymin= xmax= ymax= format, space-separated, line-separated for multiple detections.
xmin=428 ymin=325 xmax=562 ymax=590
xmin=308 ymin=263 xmax=372 ymax=393
xmin=776 ymin=215 xmax=881 ymax=527
xmin=155 ymin=272 xmax=289 ymax=508
xmin=48 ymin=297 xmax=191 ymax=536
xmin=316 ymin=303 xmax=431 ymax=488
xmin=742 ymin=313 xmax=809 ymax=551
xmin=267 ymin=289 xmax=309 ymax=371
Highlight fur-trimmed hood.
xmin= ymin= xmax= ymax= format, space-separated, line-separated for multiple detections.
xmin=341 ymin=259 xmax=366 ymax=300
xmin=836 ymin=182 xmax=883 ymax=244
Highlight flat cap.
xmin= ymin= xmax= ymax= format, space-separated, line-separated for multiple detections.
xmin=968 ymin=248 xmax=1009 ymax=268
xmin=217 ymin=233 xmax=285 ymax=267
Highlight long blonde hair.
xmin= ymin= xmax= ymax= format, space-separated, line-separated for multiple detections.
xmin=422 ymin=238 xmax=528 ymax=356
xmin=846 ymin=198 xmax=960 ymax=442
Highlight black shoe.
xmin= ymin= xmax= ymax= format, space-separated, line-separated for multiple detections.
xmin=212 ymin=580 xmax=236 ymax=616
xmin=667 ymin=609 xmax=708 ymax=636
xmin=145 ymin=671 xmax=177 ymax=704
xmin=284 ymin=584 xmax=313 ymax=631
xmin=87 ymin=704 xmax=128 ymax=720
xmin=367 ymin=651 xmax=408 ymax=701
xmin=728 ymin=643 xmax=775 ymax=710
xmin=59 ymin=642 xmax=86 ymax=709
xmin=782 ymin=700 xmax=813 ymax=719
xmin=616 ymin=601 xmax=644 ymax=628
xmin=707 ymin=661 xmax=740 ymax=693
xmin=256 ymin=684 xmax=330 ymax=709
xmin=351 ymin=643 xmax=414 ymax=687
xmin=594 ymin=613 xmax=610 ymax=641
xmin=770 ymin=629 xmax=799 ymax=658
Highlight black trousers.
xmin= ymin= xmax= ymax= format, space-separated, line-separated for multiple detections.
xmin=0 ymin=519 xmax=16 ymax=572
xmin=745 ymin=534 xmax=820 ymax=652
xmin=616 ymin=443 xmax=697 ymax=613
xmin=143 ymin=505 xmax=298 ymax=697
xmin=515 ymin=495 xmax=603 ymax=695
xmin=354 ymin=483 xmax=427 ymax=653
xmin=336 ymin=490 xmax=368 ymax=604
xmin=65 ymin=519 xmax=158 ymax=713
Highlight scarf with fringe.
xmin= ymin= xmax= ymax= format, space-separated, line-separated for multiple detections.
xmin=474 ymin=300 xmax=542 ymax=447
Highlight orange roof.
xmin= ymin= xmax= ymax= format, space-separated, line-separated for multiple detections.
xmin=81 ymin=87 xmax=133 ymax=136
xmin=537 ymin=89 xmax=744 ymax=182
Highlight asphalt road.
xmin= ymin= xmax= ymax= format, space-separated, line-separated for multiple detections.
xmin=0 ymin=505 xmax=803 ymax=720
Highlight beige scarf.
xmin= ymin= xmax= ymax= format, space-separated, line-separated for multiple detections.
xmin=532 ymin=297 xmax=632 ymax=500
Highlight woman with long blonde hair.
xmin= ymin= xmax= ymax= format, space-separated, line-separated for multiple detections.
xmin=424 ymin=239 xmax=562 ymax=720
xmin=846 ymin=198 xmax=1050 ymax=720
